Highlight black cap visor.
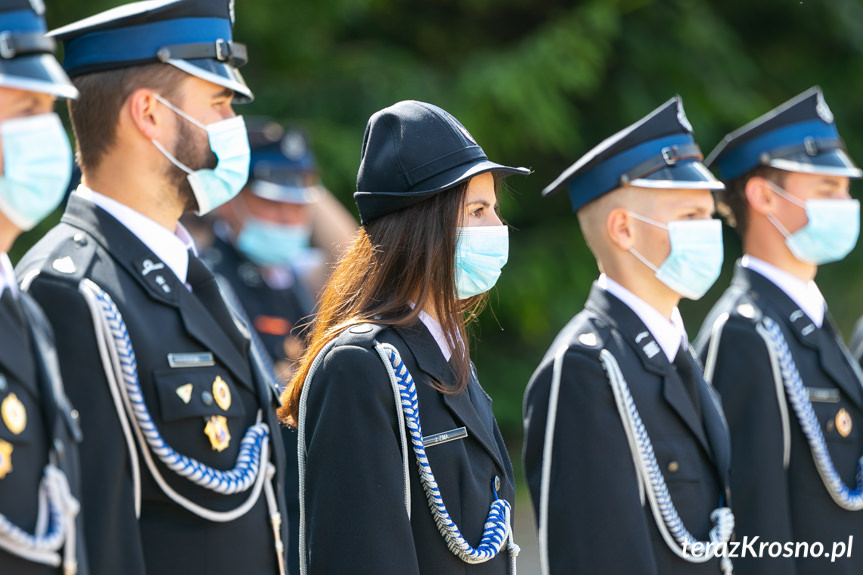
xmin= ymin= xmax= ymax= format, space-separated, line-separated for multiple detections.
xmin=768 ymin=148 xmax=862 ymax=179
xmin=166 ymin=57 xmax=252 ymax=103
xmin=629 ymin=160 xmax=725 ymax=190
xmin=0 ymin=53 xmax=78 ymax=98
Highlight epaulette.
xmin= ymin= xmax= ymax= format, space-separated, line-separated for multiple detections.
xmin=37 ymin=232 xmax=97 ymax=284
xmin=729 ymin=295 xmax=763 ymax=324
xmin=332 ymin=322 xmax=389 ymax=349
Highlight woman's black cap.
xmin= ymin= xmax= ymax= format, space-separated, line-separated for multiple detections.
xmin=354 ymin=100 xmax=529 ymax=224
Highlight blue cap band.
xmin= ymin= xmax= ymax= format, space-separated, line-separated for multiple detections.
xmin=62 ymin=17 xmax=231 ymax=73
xmin=567 ymin=133 xmax=692 ymax=211
xmin=715 ymin=120 xmax=839 ymax=180
xmin=1 ymin=9 xmax=46 ymax=33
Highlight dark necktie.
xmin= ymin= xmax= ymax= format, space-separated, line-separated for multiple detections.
xmin=673 ymin=346 xmax=702 ymax=416
xmin=0 ymin=289 xmax=26 ymax=331
xmin=186 ymin=252 xmax=246 ymax=353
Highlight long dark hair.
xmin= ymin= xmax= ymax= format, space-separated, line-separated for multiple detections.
xmin=279 ymin=181 xmax=491 ymax=426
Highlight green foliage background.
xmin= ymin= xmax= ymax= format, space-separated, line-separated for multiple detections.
xmin=28 ymin=0 xmax=863 ymax=439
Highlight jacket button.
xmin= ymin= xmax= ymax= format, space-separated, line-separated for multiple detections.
xmin=54 ymin=439 xmax=65 ymax=461
xmin=201 ymin=391 xmax=214 ymax=406
xmin=493 ymin=475 xmax=501 ymax=492
xmin=73 ymin=233 xmax=88 ymax=246
xmin=667 ymin=461 xmax=680 ymax=473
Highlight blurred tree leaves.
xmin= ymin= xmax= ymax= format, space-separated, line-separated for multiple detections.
xmin=38 ymin=0 xmax=863 ymax=437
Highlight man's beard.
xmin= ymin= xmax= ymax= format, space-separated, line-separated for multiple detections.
xmin=167 ymin=120 xmax=218 ymax=212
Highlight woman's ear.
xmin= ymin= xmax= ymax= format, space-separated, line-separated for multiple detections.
xmin=607 ymin=208 xmax=635 ymax=250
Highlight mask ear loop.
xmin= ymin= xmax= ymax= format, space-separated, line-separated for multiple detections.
xmin=625 ymin=211 xmax=668 ymax=273
xmin=762 ymin=180 xmax=806 ymax=240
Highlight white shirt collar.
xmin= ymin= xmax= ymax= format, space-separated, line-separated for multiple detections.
xmin=75 ymin=186 xmax=197 ymax=283
xmin=598 ymin=274 xmax=688 ymax=362
xmin=741 ymin=255 xmax=825 ymax=327
xmin=0 ymin=252 xmax=18 ymax=299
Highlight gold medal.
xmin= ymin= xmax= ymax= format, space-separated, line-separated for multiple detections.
xmin=1 ymin=393 xmax=26 ymax=435
xmin=204 ymin=415 xmax=231 ymax=452
xmin=0 ymin=439 xmax=11 ymax=479
xmin=836 ymin=408 xmax=853 ymax=438
xmin=212 ymin=376 xmax=231 ymax=411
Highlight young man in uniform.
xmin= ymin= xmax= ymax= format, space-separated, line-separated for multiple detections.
xmin=16 ymin=1 xmax=288 ymax=574
xmin=695 ymin=86 xmax=863 ymax=575
xmin=524 ymin=97 xmax=733 ymax=575
xmin=0 ymin=1 xmax=87 ymax=573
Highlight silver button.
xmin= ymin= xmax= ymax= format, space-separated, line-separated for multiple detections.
xmin=493 ymin=475 xmax=501 ymax=492
xmin=201 ymin=391 xmax=214 ymax=406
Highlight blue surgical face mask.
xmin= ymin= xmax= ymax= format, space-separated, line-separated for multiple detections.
xmin=237 ymin=217 xmax=311 ymax=267
xmin=0 ymin=113 xmax=72 ymax=230
xmin=627 ymin=213 xmax=724 ymax=300
xmin=151 ymin=94 xmax=250 ymax=215
xmin=454 ymin=225 xmax=509 ymax=299
xmin=764 ymin=180 xmax=860 ymax=265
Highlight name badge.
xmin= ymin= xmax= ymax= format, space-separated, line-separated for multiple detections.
xmin=423 ymin=427 xmax=468 ymax=448
xmin=807 ymin=387 xmax=840 ymax=403
xmin=167 ymin=352 xmax=215 ymax=369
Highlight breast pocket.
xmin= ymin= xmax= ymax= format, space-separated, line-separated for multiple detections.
xmin=153 ymin=368 xmax=246 ymax=424
xmin=809 ymin=389 xmax=858 ymax=444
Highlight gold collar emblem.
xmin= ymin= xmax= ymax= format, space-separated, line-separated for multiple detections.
xmin=0 ymin=439 xmax=12 ymax=479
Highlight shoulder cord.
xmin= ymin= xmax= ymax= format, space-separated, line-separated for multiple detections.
xmin=296 ymin=339 xmax=518 ymax=575
xmin=704 ymin=313 xmax=791 ymax=468
xmin=600 ymin=349 xmax=734 ymax=574
xmin=758 ymin=316 xmax=863 ymax=510
xmin=0 ymin=463 xmax=79 ymax=574
xmin=375 ymin=343 xmax=519 ymax=571
xmin=77 ymin=279 xmax=286 ymax=574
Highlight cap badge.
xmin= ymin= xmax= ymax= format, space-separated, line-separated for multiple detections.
xmin=1 ymin=393 xmax=26 ymax=435
xmin=213 ymin=375 xmax=232 ymax=411
xmin=204 ymin=415 xmax=231 ymax=451
xmin=229 ymin=0 xmax=236 ymax=25
xmin=282 ymin=132 xmax=307 ymax=160
xmin=29 ymin=0 xmax=45 ymax=16
xmin=816 ymin=92 xmax=834 ymax=124
xmin=835 ymin=408 xmax=853 ymax=438
xmin=0 ymin=440 xmax=12 ymax=479
xmin=677 ymin=101 xmax=693 ymax=133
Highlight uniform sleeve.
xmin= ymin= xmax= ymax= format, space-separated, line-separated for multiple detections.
xmin=523 ymin=348 xmax=660 ymax=575
xmin=27 ymin=275 xmax=147 ymax=575
xmin=708 ymin=318 xmax=796 ymax=575
xmin=301 ymin=344 xmax=421 ymax=575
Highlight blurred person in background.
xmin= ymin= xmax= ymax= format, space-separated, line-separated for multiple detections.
xmin=202 ymin=119 xmax=355 ymax=575
xmin=0 ymin=0 xmax=87 ymax=573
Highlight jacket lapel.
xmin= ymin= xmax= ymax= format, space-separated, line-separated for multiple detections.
xmin=392 ymin=323 xmax=506 ymax=472
xmin=61 ymin=196 xmax=253 ymax=388
xmin=740 ymin=266 xmax=863 ymax=411
xmin=0 ymin=296 xmax=35 ymax=388
xmin=586 ymin=285 xmax=714 ymax=460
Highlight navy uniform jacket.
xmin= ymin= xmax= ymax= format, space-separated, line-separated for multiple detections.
xmin=0 ymin=290 xmax=88 ymax=575
xmin=694 ymin=263 xmax=863 ymax=575
xmin=16 ymin=195 xmax=288 ymax=575
xmin=204 ymin=234 xmax=307 ymax=575
xmin=523 ymin=285 xmax=731 ymax=574
xmin=301 ymin=320 xmax=516 ymax=575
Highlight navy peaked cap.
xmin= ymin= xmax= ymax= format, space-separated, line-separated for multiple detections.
xmin=0 ymin=0 xmax=77 ymax=98
xmin=706 ymin=86 xmax=861 ymax=181
xmin=246 ymin=119 xmax=320 ymax=204
xmin=355 ymin=100 xmax=530 ymax=224
xmin=50 ymin=0 xmax=252 ymax=102
xmin=543 ymin=96 xmax=722 ymax=212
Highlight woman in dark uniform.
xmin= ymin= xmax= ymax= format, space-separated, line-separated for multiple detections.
xmin=279 ymin=100 xmax=528 ymax=575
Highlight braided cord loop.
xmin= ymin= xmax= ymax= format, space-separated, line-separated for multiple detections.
xmin=378 ymin=343 xmax=519 ymax=567
xmin=88 ymin=281 xmax=267 ymax=495
xmin=760 ymin=316 xmax=863 ymax=510
xmin=599 ymin=349 xmax=733 ymax=573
